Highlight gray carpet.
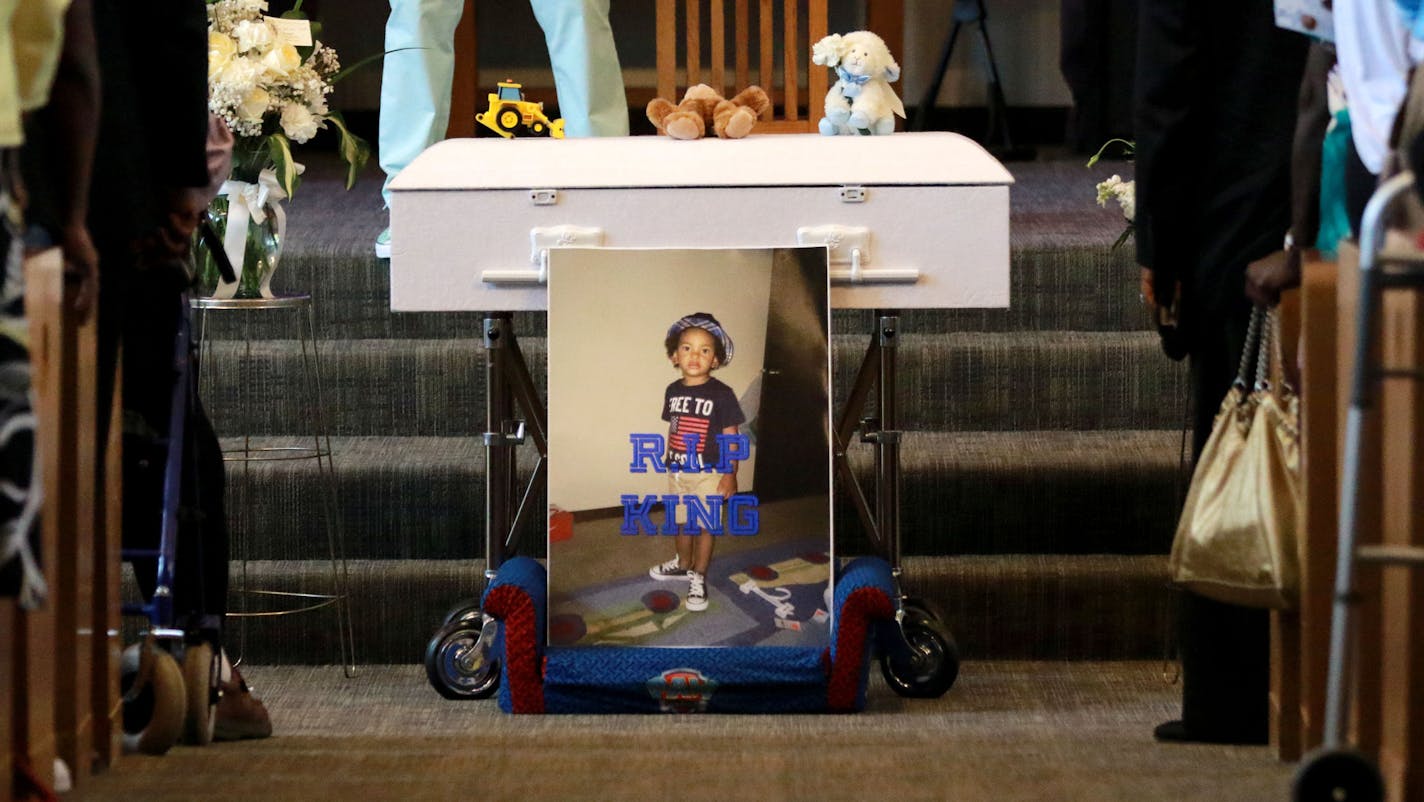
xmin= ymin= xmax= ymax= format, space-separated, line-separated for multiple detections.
xmin=72 ymin=661 xmax=1293 ymax=802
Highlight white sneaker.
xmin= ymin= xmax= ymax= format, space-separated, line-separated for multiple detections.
xmin=374 ymin=227 xmax=391 ymax=259
xmin=649 ymin=556 xmax=689 ymax=581
xmin=685 ymin=570 xmax=708 ymax=611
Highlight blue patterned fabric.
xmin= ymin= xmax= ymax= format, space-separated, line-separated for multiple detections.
xmin=482 ymin=556 xmax=896 ymax=713
xmin=830 ymin=557 xmax=896 ymax=711
xmin=543 ymin=646 xmax=827 ymax=713
xmin=483 ymin=556 xmax=547 ymax=713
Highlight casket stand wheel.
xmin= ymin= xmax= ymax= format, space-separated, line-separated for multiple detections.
xmin=425 ymin=613 xmax=501 ymax=700
xmin=879 ymin=601 xmax=960 ymax=699
xmin=440 ymin=596 xmax=484 ymax=626
xmin=120 ymin=636 xmax=188 ymax=755
xmin=1293 ymin=749 xmax=1384 ymax=802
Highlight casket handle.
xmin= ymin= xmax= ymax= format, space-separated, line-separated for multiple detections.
xmin=796 ymin=225 xmax=920 ymax=285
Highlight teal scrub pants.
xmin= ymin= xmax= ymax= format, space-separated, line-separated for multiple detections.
xmin=379 ymin=0 xmax=628 ymax=206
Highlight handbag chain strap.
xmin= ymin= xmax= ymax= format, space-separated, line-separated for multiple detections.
xmin=1234 ymin=305 xmax=1266 ymax=391
xmin=1254 ymin=307 xmax=1274 ymax=392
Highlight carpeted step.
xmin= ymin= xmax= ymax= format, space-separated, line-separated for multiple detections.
xmin=232 ymin=248 xmax=1145 ymax=342
xmin=832 ymin=331 xmax=1185 ymax=432
xmin=216 ymin=436 xmax=524 ymax=564
xmin=183 ymin=554 xmax=1169 ymax=664
xmin=223 ymin=430 xmax=1186 ymax=561
xmin=197 ymin=331 xmax=1187 ymax=438
xmin=838 ymin=429 xmax=1186 ymax=556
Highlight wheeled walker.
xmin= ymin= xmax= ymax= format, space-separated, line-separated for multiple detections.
xmin=118 ymin=231 xmax=238 ymax=753
xmin=1294 ymin=172 xmax=1424 ymax=801
xmin=424 ymin=309 xmax=961 ymax=703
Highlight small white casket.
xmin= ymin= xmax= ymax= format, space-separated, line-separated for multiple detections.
xmin=388 ymin=131 xmax=1012 ymax=311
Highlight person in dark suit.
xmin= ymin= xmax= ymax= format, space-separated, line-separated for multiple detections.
xmin=24 ymin=0 xmax=270 ymax=739
xmin=1133 ymin=0 xmax=1308 ymax=744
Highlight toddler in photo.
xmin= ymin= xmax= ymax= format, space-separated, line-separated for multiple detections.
xmin=647 ymin=313 xmax=746 ymax=611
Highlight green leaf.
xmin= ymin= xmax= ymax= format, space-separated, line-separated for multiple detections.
xmin=326 ymin=111 xmax=371 ymax=191
xmin=266 ymin=132 xmax=301 ymax=198
xmin=1087 ymin=138 xmax=1136 ymax=168
xmin=330 ymin=47 xmax=422 ymax=85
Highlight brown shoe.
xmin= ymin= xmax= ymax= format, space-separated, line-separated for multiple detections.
xmin=213 ymin=667 xmax=272 ymax=741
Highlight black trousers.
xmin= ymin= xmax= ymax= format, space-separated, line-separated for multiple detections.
xmin=102 ymin=262 xmax=229 ymax=640
xmin=1178 ymin=299 xmax=1269 ymax=742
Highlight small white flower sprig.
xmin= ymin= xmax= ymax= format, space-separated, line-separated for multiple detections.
xmin=207 ymin=0 xmax=371 ymax=196
xmin=1088 ymin=138 xmax=1135 ymax=250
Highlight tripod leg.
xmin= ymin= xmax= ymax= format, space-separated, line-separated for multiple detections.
xmin=975 ymin=0 xmax=1016 ymax=151
xmin=912 ymin=20 xmax=964 ymax=132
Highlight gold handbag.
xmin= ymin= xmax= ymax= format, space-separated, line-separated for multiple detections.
xmin=1168 ymin=306 xmax=1302 ymax=609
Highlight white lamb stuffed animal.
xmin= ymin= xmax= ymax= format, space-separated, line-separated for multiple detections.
xmin=812 ymin=31 xmax=905 ymax=135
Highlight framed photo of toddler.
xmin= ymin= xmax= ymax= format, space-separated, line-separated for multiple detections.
xmin=546 ymin=246 xmax=832 ymax=649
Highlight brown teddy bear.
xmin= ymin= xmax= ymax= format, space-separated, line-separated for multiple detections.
xmin=646 ymin=84 xmax=772 ymax=140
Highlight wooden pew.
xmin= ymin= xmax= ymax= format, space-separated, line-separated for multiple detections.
xmin=1272 ymin=284 xmax=1304 ymax=761
xmin=51 ymin=255 xmax=99 ymax=784
xmin=6 ymin=243 xmax=120 ymax=794
xmin=1296 ymin=243 xmax=1422 ymax=800
xmin=1375 ymin=255 xmax=1424 ymax=800
xmin=11 ymin=248 xmax=64 ymax=792
xmin=1296 ymin=254 xmax=1341 ymax=754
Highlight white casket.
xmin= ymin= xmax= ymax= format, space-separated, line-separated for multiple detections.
xmin=388 ymin=131 xmax=1012 ymax=311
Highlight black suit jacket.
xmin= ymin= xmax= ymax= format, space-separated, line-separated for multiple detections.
xmin=88 ymin=0 xmax=209 ymax=252
xmin=1133 ymin=0 xmax=1308 ymax=341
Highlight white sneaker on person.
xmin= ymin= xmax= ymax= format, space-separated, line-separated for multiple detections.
xmin=649 ymin=556 xmax=689 ymax=581
xmin=685 ymin=570 xmax=708 ymax=611
xmin=374 ymin=227 xmax=391 ymax=259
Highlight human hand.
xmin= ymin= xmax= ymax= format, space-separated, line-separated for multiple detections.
xmin=1139 ymin=266 xmax=1181 ymax=326
xmin=1139 ymin=266 xmax=1156 ymax=308
xmin=1245 ymin=247 xmax=1302 ymax=307
xmin=60 ymin=223 xmax=98 ymax=320
xmin=142 ymin=186 xmax=210 ymax=261
xmin=717 ymin=472 xmax=737 ymax=499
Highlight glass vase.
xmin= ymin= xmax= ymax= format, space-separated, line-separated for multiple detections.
xmin=194 ymin=193 xmax=283 ymax=299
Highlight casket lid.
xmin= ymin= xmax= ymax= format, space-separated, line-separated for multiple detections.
xmin=390 ymin=131 xmax=1013 ymax=191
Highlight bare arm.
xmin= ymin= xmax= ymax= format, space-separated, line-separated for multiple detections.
xmin=716 ymin=424 xmax=740 ymax=499
xmin=47 ymin=0 xmax=100 ymax=318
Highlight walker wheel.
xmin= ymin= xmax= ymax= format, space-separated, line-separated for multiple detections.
xmin=180 ymin=642 xmax=218 ymax=746
xmin=440 ymin=597 xmax=483 ymax=627
xmin=120 ymin=638 xmax=188 ymax=755
xmin=424 ymin=615 xmax=500 ymax=700
xmin=1293 ymin=748 xmax=1384 ymax=802
xmin=879 ymin=603 xmax=959 ymax=699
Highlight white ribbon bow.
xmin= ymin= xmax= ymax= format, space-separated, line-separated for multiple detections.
xmin=213 ymin=167 xmax=291 ymax=299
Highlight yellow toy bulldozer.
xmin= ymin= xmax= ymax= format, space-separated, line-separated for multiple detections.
xmin=475 ymin=80 xmax=566 ymax=139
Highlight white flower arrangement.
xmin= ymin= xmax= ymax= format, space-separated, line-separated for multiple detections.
xmin=206 ymin=0 xmax=369 ymax=195
xmin=1088 ymin=138 xmax=1135 ymax=249
xmin=1096 ymin=174 xmax=1135 ymax=222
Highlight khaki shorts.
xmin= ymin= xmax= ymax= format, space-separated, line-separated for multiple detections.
xmin=667 ymin=469 xmax=725 ymax=526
